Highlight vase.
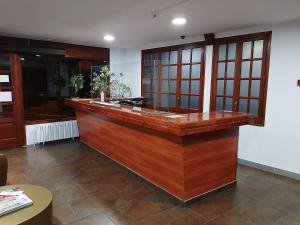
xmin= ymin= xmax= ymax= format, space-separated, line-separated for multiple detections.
xmin=100 ymin=91 xmax=105 ymax=102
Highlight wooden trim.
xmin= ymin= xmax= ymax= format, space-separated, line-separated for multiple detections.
xmin=214 ymin=31 xmax=272 ymax=44
xmin=66 ymin=99 xmax=253 ymax=137
xmin=142 ymin=41 xmax=206 ymax=53
xmin=0 ymin=35 xmax=109 ymax=61
xmin=11 ymin=54 xmax=25 ymax=145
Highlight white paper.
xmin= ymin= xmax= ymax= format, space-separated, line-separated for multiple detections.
xmin=0 ymin=75 xmax=9 ymax=83
xmin=166 ymin=115 xmax=185 ymax=119
xmin=0 ymin=92 xmax=12 ymax=102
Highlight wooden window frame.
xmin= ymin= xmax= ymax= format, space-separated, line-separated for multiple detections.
xmin=141 ymin=42 xmax=206 ymax=113
xmin=210 ymin=31 xmax=272 ymax=126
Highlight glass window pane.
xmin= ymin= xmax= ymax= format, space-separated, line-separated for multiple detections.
xmin=242 ymin=41 xmax=252 ymax=59
xmin=240 ymin=80 xmax=249 ymax=97
xmin=144 ymin=67 xmax=151 ymax=78
xmin=161 ymin=94 xmax=168 ymax=107
xmin=181 ymin=65 xmax=190 ymax=78
xmin=217 ymin=80 xmax=224 ymax=95
xmin=170 ymin=80 xmax=177 ymax=93
xmin=250 ymin=99 xmax=259 ymax=115
xmin=251 ymin=80 xmax=260 ymax=97
xmin=169 ymin=66 xmax=177 ymax=78
xmin=181 ymin=80 xmax=189 ymax=94
xmin=161 ymin=66 xmax=169 ymax=78
xmin=152 ymin=66 xmax=158 ymax=79
xmin=161 ymin=80 xmax=169 ymax=93
xmin=191 ymin=80 xmax=200 ymax=94
xmin=227 ymin=62 xmax=235 ymax=78
xmin=144 ymin=92 xmax=150 ymax=99
xmin=182 ymin=49 xmax=191 ymax=64
xmin=225 ymin=98 xmax=233 ymax=111
xmin=161 ymin=52 xmax=169 ymax=65
xmin=228 ymin=43 xmax=237 ymax=60
xmin=253 ymin=40 xmax=264 ymax=58
xmin=143 ymin=78 xmax=151 ymax=92
xmin=151 ymin=93 xmax=157 ymax=105
xmin=151 ymin=54 xmax=158 ymax=65
xmin=169 ymin=95 xmax=176 ymax=107
xmin=252 ymin=60 xmax=262 ymax=78
xmin=218 ymin=63 xmax=225 ymax=78
xmin=219 ymin=45 xmax=227 ymax=60
xmin=152 ymin=80 xmax=158 ymax=92
xmin=239 ymin=99 xmax=248 ymax=113
xmin=190 ymin=96 xmax=199 ymax=109
xmin=0 ymin=105 xmax=13 ymax=119
xmin=216 ymin=97 xmax=223 ymax=110
xmin=180 ymin=95 xmax=189 ymax=108
xmin=192 ymin=48 xmax=201 ymax=63
xmin=170 ymin=51 xmax=178 ymax=64
xmin=191 ymin=64 xmax=200 ymax=79
xmin=143 ymin=84 xmax=150 ymax=92
xmin=0 ymin=74 xmax=11 ymax=87
xmin=226 ymin=80 xmax=234 ymax=96
xmin=241 ymin=61 xmax=250 ymax=78
xmin=144 ymin=54 xmax=151 ymax=66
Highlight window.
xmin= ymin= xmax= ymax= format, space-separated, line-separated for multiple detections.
xmin=210 ymin=32 xmax=271 ymax=125
xmin=142 ymin=43 xmax=206 ymax=112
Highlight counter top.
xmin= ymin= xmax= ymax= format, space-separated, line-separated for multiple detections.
xmin=65 ymin=98 xmax=254 ymax=136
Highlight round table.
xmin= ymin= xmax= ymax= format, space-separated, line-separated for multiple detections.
xmin=0 ymin=184 xmax=52 ymax=225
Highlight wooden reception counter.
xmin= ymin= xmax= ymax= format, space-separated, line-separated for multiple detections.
xmin=66 ymin=98 xmax=253 ymax=202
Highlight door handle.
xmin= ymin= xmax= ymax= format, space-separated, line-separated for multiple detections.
xmin=233 ymin=100 xmax=238 ymax=111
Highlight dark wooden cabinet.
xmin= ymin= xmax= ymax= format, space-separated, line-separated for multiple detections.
xmin=0 ymin=54 xmax=24 ymax=148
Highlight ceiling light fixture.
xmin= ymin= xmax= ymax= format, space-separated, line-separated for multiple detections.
xmin=104 ymin=35 xmax=115 ymax=41
xmin=172 ymin=17 xmax=186 ymax=25
xmin=21 ymin=58 xmax=25 ymax=61
xmin=35 ymin=54 xmax=41 ymax=57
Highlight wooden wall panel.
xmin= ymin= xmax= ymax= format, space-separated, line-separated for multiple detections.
xmin=76 ymin=110 xmax=185 ymax=199
xmin=183 ymin=128 xmax=238 ymax=200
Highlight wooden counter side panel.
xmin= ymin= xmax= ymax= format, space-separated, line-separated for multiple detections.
xmin=76 ymin=110 xmax=185 ymax=199
xmin=183 ymin=128 xmax=239 ymax=200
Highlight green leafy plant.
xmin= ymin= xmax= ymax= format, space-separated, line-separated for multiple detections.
xmin=90 ymin=66 xmax=112 ymax=96
xmin=70 ymin=74 xmax=84 ymax=97
xmin=110 ymin=73 xmax=131 ymax=98
xmin=90 ymin=66 xmax=131 ymax=99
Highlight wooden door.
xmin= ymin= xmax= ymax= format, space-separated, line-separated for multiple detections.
xmin=0 ymin=54 xmax=24 ymax=149
xmin=142 ymin=43 xmax=205 ymax=113
xmin=210 ymin=32 xmax=271 ymax=125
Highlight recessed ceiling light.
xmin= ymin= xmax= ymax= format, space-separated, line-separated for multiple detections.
xmin=172 ymin=17 xmax=186 ymax=25
xmin=21 ymin=58 xmax=25 ymax=61
xmin=35 ymin=54 xmax=41 ymax=57
xmin=104 ymin=35 xmax=115 ymax=41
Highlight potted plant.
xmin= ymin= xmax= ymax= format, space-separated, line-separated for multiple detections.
xmin=70 ymin=74 xmax=84 ymax=98
xmin=90 ymin=66 xmax=112 ymax=101
xmin=91 ymin=66 xmax=131 ymax=101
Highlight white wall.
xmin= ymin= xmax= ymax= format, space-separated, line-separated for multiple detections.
xmin=110 ymin=48 xmax=141 ymax=97
xmin=235 ymin=21 xmax=300 ymax=174
xmin=110 ymin=20 xmax=300 ymax=175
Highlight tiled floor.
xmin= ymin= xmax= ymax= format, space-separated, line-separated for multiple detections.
xmin=3 ymin=140 xmax=300 ymax=225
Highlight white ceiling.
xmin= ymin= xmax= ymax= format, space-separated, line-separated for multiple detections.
xmin=0 ymin=0 xmax=300 ymax=48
